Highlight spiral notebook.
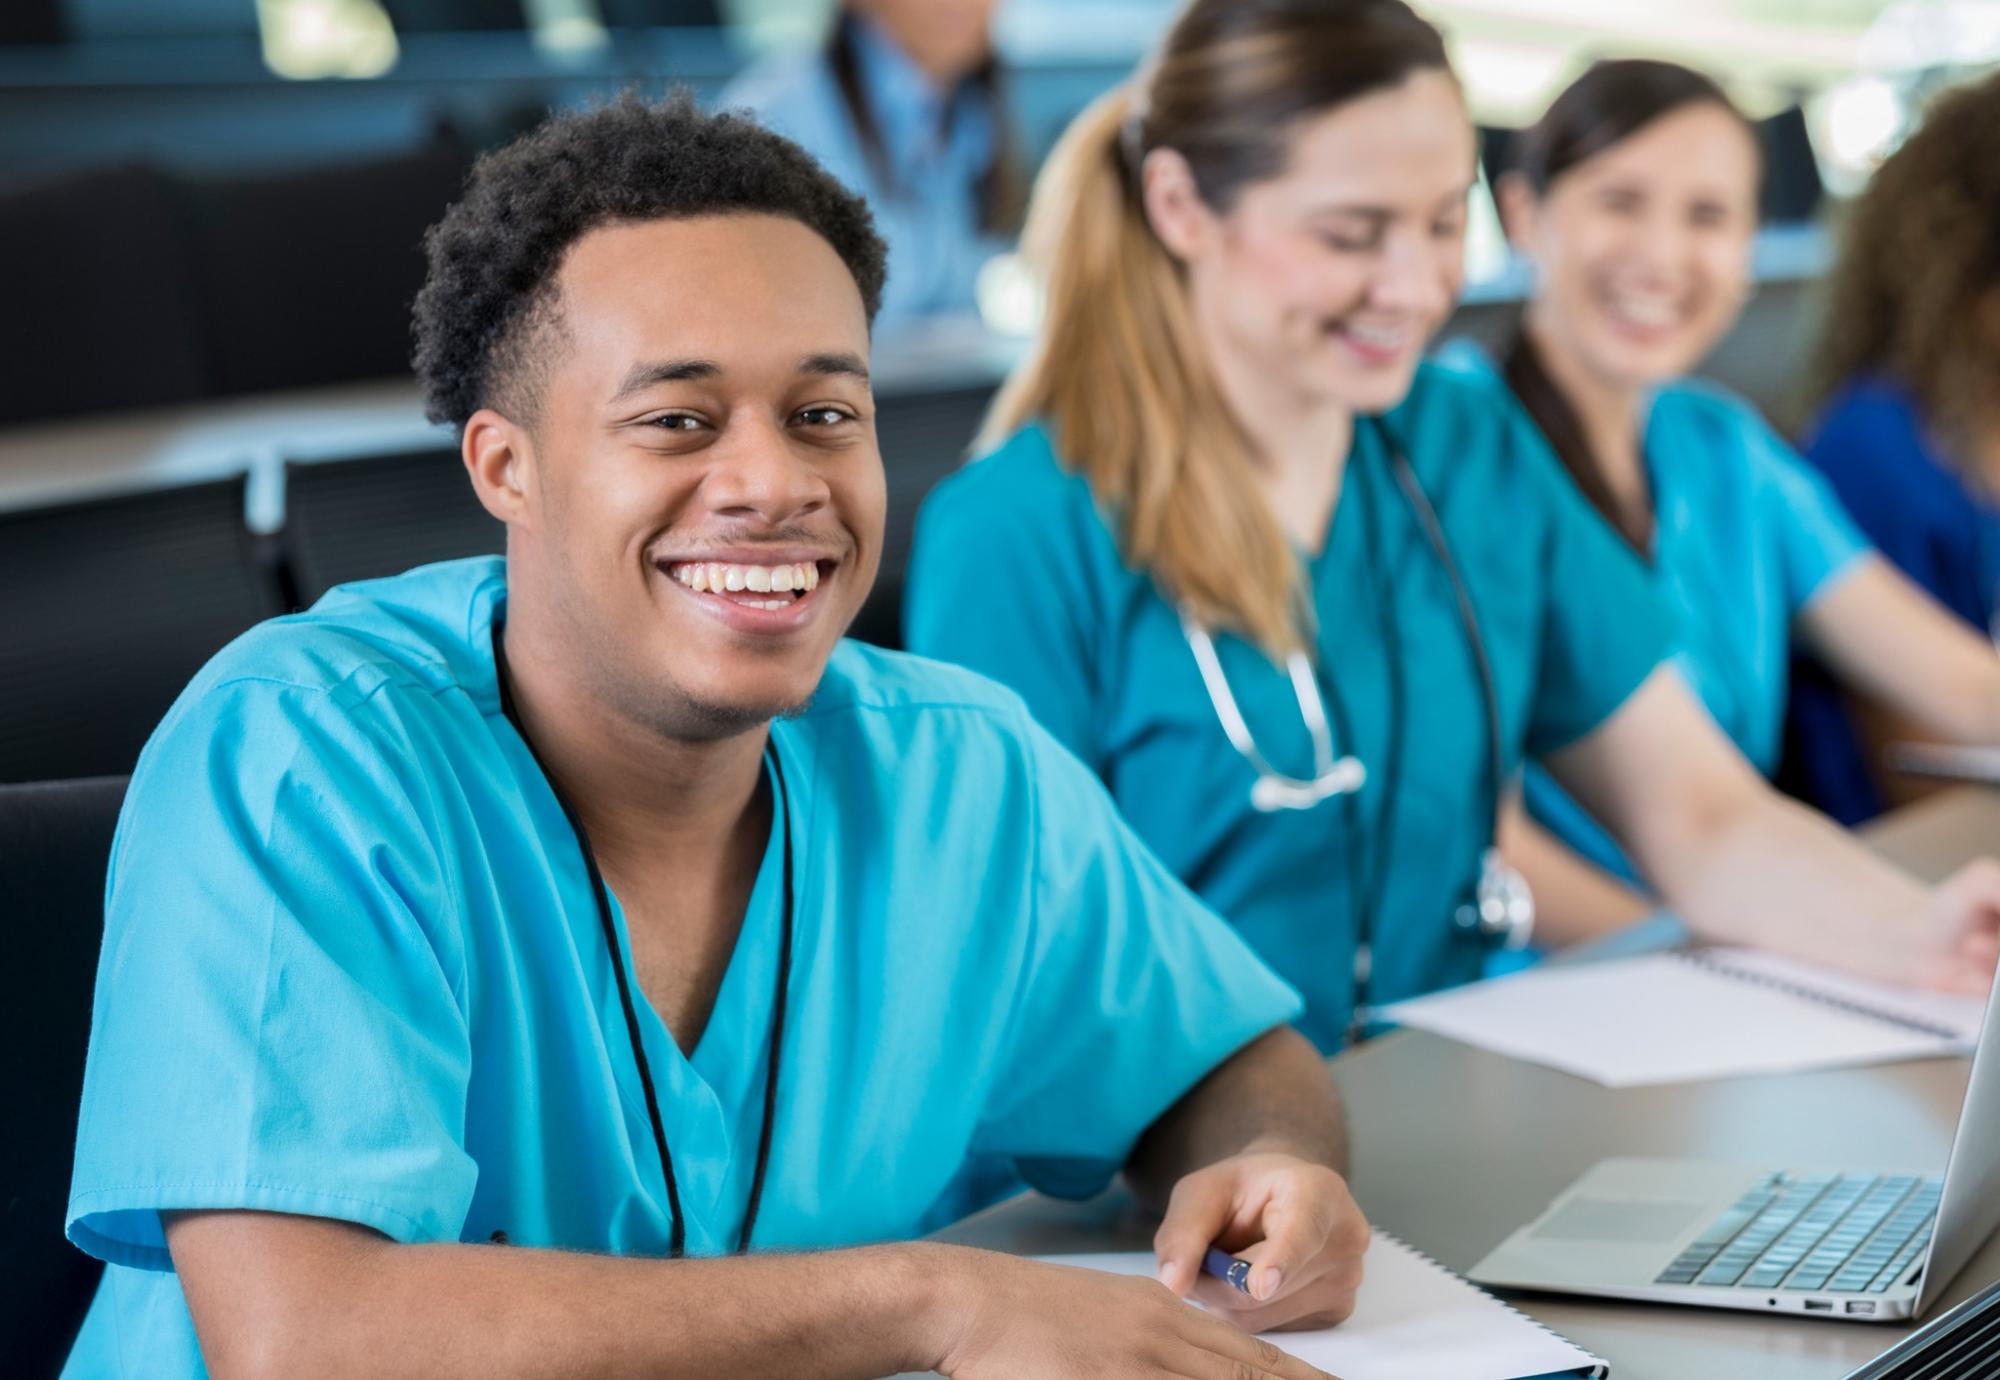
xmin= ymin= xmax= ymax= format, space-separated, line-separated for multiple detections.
xmin=1035 ymin=1229 xmax=1606 ymax=1379
xmin=1382 ymin=947 xmax=1987 ymax=1087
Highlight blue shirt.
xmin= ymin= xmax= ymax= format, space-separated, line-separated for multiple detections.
xmin=64 ymin=557 xmax=1300 ymax=1377
xmin=722 ymin=16 xmax=1011 ymax=331
xmin=1794 ymin=375 xmax=2000 ymax=823
xmin=1433 ymin=343 xmax=1869 ymax=883
xmin=905 ymin=362 xmax=1673 ymax=1050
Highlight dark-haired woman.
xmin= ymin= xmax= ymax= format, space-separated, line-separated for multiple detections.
xmin=1434 ymin=59 xmax=2000 ymax=944
xmin=722 ymin=0 xmax=1018 ymax=331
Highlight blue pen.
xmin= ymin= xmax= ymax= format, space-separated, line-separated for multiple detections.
xmin=1203 ymin=1246 xmax=1255 ymax=1295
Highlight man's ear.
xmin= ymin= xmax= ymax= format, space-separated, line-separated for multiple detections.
xmin=1494 ymin=171 xmax=1540 ymax=255
xmin=1140 ymin=146 xmax=1213 ymax=264
xmin=462 ymin=408 xmax=535 ymax=529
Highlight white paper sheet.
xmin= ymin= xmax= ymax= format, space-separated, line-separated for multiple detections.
xmin=1381 ymin=950 xmax=1980 ymax=1087
xmin=1036 ymin=1231 xmax=1602 ymax=1380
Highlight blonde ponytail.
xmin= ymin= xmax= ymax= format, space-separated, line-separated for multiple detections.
xmin=979 ymin=0 xmax=1450 ymax=660
xmin=979 ymin=83 xmax=1306 ymax=657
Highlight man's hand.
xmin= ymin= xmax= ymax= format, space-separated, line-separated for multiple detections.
xmin=931 ymin=1247 xmax=1339 ymax=1380
xmin=1152 ymin=1150 xmax=1369 ymax=1333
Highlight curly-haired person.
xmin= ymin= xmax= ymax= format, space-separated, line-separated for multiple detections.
xmin=1791 ymin=70 xmax=2000 ymax=823
xmin=61 ymin=94 xmax=1364 ymax=1379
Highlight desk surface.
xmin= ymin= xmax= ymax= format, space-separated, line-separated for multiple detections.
xmin=934 ymin=786 xmax=2000 ymax=1379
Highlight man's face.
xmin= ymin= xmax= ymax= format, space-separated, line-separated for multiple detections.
xmin=508 ymin=213 xmax=883 ymax=741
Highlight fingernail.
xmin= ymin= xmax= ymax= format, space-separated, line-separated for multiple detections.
xmin=1256 ymin=1267 xmax=1281 ymax=1301
xmin=1158 ymin=1261 xmax=1182 ymax=1292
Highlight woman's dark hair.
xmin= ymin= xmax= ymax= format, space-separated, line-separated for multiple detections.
xmin=1501 ymin=59 xmax=1758 ymax=553
xmin=824 ymin=7 xmax=1026 ymax=235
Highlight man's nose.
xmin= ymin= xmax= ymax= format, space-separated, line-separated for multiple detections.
xmin=701 ymin=414 xmax=833 ymax=526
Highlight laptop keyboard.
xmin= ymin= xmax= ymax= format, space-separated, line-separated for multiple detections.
xmin=1653 ymin=1172 xmax=1943 ymax=1294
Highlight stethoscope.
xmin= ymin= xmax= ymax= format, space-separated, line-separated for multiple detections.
xmin=1180 ymin=417 xmax=1534 ymax=1036
xmin=494 ymin=625 xmax=792 ymax=1259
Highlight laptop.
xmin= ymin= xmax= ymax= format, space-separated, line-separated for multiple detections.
xmin=1468 ymin=968 xmax=2000 ymax=1322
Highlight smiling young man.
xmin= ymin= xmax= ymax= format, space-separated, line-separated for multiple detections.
xmin=61 ymin=97 xmax=1367 ymax=1379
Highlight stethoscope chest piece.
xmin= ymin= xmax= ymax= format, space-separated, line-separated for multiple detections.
xmin=1455 ymin=846 xmax=1536 ymax=950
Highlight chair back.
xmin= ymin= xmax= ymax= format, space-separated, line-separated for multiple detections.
xmin=854 ymin=382 xmax=996 ymax=649
xmin=282 ymin=447 xmax=503 ymax=607
xmin=0 ymin=776 xmax=128 ymax=1373
xmin=0 ymin=477 xmax=280 ymax=783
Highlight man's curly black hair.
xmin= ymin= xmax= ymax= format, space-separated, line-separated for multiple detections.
xmin=412 ymin=92 xmax=889 ymax=429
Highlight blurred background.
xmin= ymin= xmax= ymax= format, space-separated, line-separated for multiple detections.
xmin=2 ymin=0 xmax=1997 ymax=786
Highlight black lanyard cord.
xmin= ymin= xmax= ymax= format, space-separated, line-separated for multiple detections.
xmin=1320 ymin=440 xmax=1407 ymax=1031
xmin=1378 ymin=418 xmax=1504 ymax=839
xmin=493 ymin=624 xmax=792 ymax=1259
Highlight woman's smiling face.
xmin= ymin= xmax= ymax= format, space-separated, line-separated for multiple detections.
xmin=1149 ymin=68 xmax=1478 ymax=418
xmin=1507 ymin=101 xmax=1762 ymax=392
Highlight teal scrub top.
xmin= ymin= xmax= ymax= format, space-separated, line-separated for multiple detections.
xmin=1432 ymin=343 xmax=1869 ymax=883
xmin=906 ymin=361 xmax=1673 ymax=1050
xmin=65 ymin=557 xmax=1300 ymax=1377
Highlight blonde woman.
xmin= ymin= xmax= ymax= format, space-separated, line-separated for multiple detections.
xmin=905 ymin=0 xmax=2000 ymax=1051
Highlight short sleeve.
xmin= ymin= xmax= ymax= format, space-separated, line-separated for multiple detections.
xmin=1520 ymin=418 xmax=1677 ymax=756
xmin=906 ymin=436 xmax=1106 ymax=763
xmin=1741 ymin=412 xmax=1869 ymax=614
xmin=969 ymin=714 xmax=1304 ymax=1198
xmin=67 ymin=679 xmax=477 ymax=1271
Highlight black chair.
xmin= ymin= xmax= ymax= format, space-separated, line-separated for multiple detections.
xmin=0 ymin=477 xmax=282 ymax=785
xmin=177 ymin=136 xmax=472 ymax=398
xmin=0 ymin=163 xmax=208 ymax=425
xmin=0 ymin=0 xmax=64 ymax=44
xmin=0 ymin=775 xmax=129 ymax=1373
xmin=852 ymin=382 xmax=997 ymax=649
xmin=281 ymin=447 xmax=505 ymax=606
xmin=1758 ymin=104 xmax=1824 ymax=225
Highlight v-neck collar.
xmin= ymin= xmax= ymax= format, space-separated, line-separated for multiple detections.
xmin=597 ymin=750 xmax=787 ymax=1240
xmin=1308 ymin=415 xmax=1384 ymax=576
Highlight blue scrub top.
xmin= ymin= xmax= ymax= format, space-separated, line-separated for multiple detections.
xmin=64 ymin=557 xmax=1300 ymax=1377
xmin=1793 ymin=375 xmax=2000 ymax=823
xmin=905 ymin=361 xmax=1673 ymax=1050
xmin=1433 ymin=344 xmax=1869 ymax=883
xmin=721 ymin=16 xmax=1011 ymax=331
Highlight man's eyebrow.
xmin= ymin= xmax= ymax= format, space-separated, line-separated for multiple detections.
xmin=800 ymin=351 xmax=870 ymax=384
xmin=610 ymin=358 xmax=721 ymax=401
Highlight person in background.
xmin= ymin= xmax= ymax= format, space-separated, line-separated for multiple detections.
xmin=60 ymin=95 xmax=1365 ymax=1380
xmin=1792 ymin=69 xmax=2000 ymax=824
xmin=906 ymin=0 xmax=2000 ymax=1054
xmin=1430 ymin=59 xmax=2000 ymax=946
xmin=722 ymin=0 xmax=1020 ymax=332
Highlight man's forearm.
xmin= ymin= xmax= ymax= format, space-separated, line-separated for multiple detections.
xmin=169 ymin=1210 xmax=959 ymax=1380
xmin=1122 ymin=1026 xmax=1347 ymax=1212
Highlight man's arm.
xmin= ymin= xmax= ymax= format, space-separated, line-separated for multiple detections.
xmin=167 ymin=1210 xmax=1337 ymax=1380
xmin=1122 ymin=1026 xmax=1369 ymax=1333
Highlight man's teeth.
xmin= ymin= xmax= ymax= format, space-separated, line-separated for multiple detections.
xmin=670 ymin=561 xmax=821 ymax=595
